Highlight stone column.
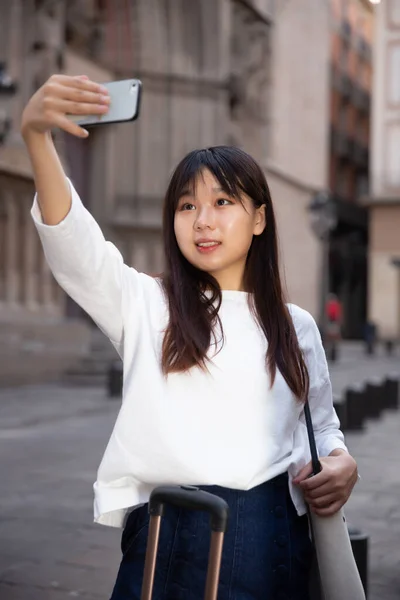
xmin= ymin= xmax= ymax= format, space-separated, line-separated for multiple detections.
xmin=4 ymin=191 xmax=20 ymax=307
xmin=152 ymin=237 xmax=165 ymax=275
xmin=132 ymin=237 xmax=149 ymax=274
xmin=39 ymin=250 xmax=55 ymax=311
xmin=23 ymin=199 xmax=38 ymax=310
xmin=229 ymin=0 xmax=271 ymax=159
xmin=0 ymin=194 xmax=6 ymax=305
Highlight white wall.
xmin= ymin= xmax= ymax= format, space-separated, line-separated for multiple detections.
xmin=267 ymin=170 xmax=320 ymax=315
xmin=264 ymin=0 xmax=331 ymax=317
xmin=268 ymin=0 xmax=331 ymax=189
xmin=368 ymin=1 xmax=400 ymax=337
xmin=370 ymin=1 xmax=400 ymax=198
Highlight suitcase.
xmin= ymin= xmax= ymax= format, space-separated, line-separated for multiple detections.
xmin=140 ymin=484 xmax=230 ymax=600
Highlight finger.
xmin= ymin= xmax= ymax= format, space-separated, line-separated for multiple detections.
xmin=70 ymin=75 xmax=110 ymax=96
xmin=46 ymin=82 xmax=110 ymax=106
xmin=305 ymin=492 xmax=338 ymax=509
xmin=46 ymin=97 xmax=109 ymax=117
xmin=299 ymin=468 xmax=331 ymax=492
xmin=312 ymin=501 xmax=343 ymax=517
xmin=53 ymin=114 xmax=89 ymax=139
xmin=293 ymin=461 xmax=313 ymax=484
xmin=305 ymin=481 xmax=340 ymax=499
xmin=50 ymin=74 xmax=108 ymax=95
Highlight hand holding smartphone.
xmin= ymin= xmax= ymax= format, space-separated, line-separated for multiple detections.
xmin=21 ymin=75 xmax=142 ymax=141
xmin=67 ymin=78 xmax=142 ymax=127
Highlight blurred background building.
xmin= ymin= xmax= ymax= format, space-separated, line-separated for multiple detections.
xmin=368 ymin=0 xmax=400 ymax=343
xmin=0 ymin=0 xmax=382 ymax=385
xmin=328 ymin=0 xmax=373 ymax=338
xmin=266 ymin=0 xmax=373 ymax=340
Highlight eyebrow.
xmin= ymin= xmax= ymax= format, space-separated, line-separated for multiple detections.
xmin=179 ymin=186 xmax=226 ymax=198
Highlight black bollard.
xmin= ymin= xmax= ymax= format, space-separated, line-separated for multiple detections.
xmin=384 ymin=375 xmax=399 ymax=410
xmin=365 ymin=378 xmax=384 ymax=419
xmin=345 ymin=385 xmax=365 ymax=431
xmin=333 ymin=394 xmax=348 ymax=430
xmin=365 ymin=339 xmax=374 ymax=355
xmin=107 ymin=360 xmax=123 ymax=398
xmin=364 ymin=322 xmax=376 ymax=356
xmin=348 ymin=528 xmax=369 ymax=597
xmin=385 ymin=339 xmax=394 ymax=355
xmin=328 ymin=341 xmax=338 ymax=362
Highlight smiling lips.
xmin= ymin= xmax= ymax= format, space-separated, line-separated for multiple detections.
xmin=195 ymin=239 xmax=222 ymax=254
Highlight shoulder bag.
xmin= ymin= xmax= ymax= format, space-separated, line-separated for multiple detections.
xmin=304 ymin=401 xmax=366 ymax=600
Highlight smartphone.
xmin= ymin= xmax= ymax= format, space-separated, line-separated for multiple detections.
xmin=68 ymin=78 xmax=142 ymax=127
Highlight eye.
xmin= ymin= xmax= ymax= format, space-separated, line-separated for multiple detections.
xmin=216 ymin=198 xmax=232 ymax=206
xmin=179 ymin=202 xmax=196 ymax=211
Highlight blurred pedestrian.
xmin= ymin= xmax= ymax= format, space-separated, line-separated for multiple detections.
xmin=325 ymin=293 xmax=342 ymax=361
xmin=21 ymin=74 xmax=359 ymax=600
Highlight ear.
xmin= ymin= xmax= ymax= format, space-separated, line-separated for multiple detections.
xmin=253 ymin=204 xmax=266 ymax=236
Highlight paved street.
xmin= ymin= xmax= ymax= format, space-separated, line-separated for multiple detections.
xmin=0 ymin=343 xmax=399 ymax=599
xmin=328 ymin=341 xmax=400 ymax=397
xmin=0 ymin=385 xmax=121 ymax=600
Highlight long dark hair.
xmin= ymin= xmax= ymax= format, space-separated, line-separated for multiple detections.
xmin=161 ymin=146 xmax=309 ymax=401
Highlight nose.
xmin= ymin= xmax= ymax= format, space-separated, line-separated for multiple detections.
xmin=194 ymin=206 xmax=216 ymax=231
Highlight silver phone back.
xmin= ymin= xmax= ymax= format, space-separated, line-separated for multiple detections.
xmin=69 ymin=79 xmax=141 ymax=126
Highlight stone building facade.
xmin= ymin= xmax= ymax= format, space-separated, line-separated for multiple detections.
xmin=1 ymin=0 xmax=364 ymax=379
xmin=368 ymin=0 xmax=400 ymax=340
xmin=0 ymin=0 xmax=274 ymax=327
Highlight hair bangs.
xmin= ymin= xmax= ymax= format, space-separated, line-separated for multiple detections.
xmin=203 ymin=147 xmax=266 ymax=208
xmin=172 ymin=148 xmax=249 ymax=209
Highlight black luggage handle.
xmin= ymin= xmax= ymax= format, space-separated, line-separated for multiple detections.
xmin=149 ymin=485 xmax=229 ymax=533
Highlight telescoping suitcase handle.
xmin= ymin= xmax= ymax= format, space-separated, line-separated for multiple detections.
xmin=141 ymin=485 xmax=229 ymax=600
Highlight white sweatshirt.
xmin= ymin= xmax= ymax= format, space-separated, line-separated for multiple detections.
xmin=31 ymin=179 xmax=347 ymax=528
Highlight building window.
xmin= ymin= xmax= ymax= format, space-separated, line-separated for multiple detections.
xmin=356 ymin=114 xmax=368 ymax=145
xmin=355 ymin=173 xmax=369 ymax=197
xmin=336 ymin=163 xmax=351 ymax=198
xmin=0 ymin=3 xmax=11 ymax=65
xmin=340 ymin=41 xmax=350 ymax=71
xmin=357 ymin=61 xmax=369 ymax=90
xmin=338 ymin=101 xmax=350 ymax=131
xmin=388 ymin=44 xmax=400 ymax=105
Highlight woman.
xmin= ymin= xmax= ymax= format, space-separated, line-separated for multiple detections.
xmin=21 ymin=75 xmax=358 ymax=600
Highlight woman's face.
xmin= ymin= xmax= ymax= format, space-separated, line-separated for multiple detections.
xmin=174 ymin=169 xmax=266 ymax=290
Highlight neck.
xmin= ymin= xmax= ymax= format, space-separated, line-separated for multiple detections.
xmin=209 ymin=262 xmax=247 ymax=291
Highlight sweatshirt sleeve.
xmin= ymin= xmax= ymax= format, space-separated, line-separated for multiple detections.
xmin=31 ymin=179 xmax=127 ymax=351
xmin=290 ymin=305 xmax=348 ymax=458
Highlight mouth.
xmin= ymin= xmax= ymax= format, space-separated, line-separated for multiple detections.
xmin=195 ymin=240 xmax=222 ymax=254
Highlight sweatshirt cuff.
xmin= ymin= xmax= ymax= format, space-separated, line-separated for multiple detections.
xmin=31 ymin=178 xmax=83 ymax=238
xmin=317 ymin=437 xmax=348 ymax=458
xmin=322 ymin=441 xmax=361 ymax=482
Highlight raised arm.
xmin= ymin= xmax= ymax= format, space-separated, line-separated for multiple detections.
xmin=21 ymin=74 xmax=110 ymax=225
xmin=21 ymin=75 xmax=128 ymax=348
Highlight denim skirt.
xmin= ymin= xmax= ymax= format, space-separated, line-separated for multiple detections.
xmin=110 ymin=473 xmax=313 ymax=600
